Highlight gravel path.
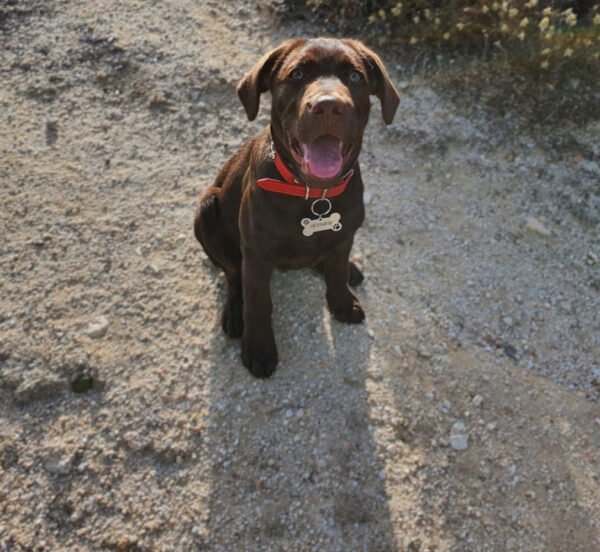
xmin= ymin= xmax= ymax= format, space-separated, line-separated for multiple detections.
xmin=1 ymin=1 xmax=599 ymax=551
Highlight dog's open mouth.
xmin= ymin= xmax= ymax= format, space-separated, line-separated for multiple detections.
xmin=290 ymin=135 xmax=352 ymax=182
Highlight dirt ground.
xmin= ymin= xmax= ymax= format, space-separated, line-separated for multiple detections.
xmin=1 ymin=1 xmax=599 ymax=551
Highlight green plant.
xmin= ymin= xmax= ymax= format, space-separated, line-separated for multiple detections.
xmin=273 ymin=1 xmax=600 ymax=123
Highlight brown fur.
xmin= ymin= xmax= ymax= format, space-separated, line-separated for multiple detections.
xmin=194 ymin=38 xmax=400 ymax=377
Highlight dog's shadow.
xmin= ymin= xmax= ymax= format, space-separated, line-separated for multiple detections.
xmin=202 ymin=267 xmax=398 ymax=550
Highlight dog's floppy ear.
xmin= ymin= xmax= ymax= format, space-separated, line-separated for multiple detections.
xmin=344 ymin=40 xmax=400 ymax=125
xmin=237 ymin=39 xmax=305 ymax=121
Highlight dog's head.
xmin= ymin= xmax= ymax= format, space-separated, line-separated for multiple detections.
xmin=237 ymin=38 xmax=400 ymax=188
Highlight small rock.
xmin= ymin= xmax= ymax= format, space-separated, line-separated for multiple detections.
xmin=148 ymin=90 xmax=167 ymax=110
xmin=417 ymin=348 xmax=432 ymax=359
xmin=559 ymin=301 xmax=572 ymax=313
xmin=503 ymin=344 xmax=518 ymax=360
xmin=84 ymin=316 xmax=109 ymax=339
xmin=525 ymin=217 xmax=551 ymax=237
xmin=363 ymin=190 xmax=373 ymax=205
xmin=45 ymin=452 xmax=74 ymax=475
xmin=442 ymin=400 xmax=452 ymax=413
xmin=46 ymin=118 xmax=59 ymax=132
xmin=407 ymin=539 xmax=422 ymax=552
xmin=472 ymin=395 xmax=483 ymax=407
xmin=14 ymin=372 xmax=64 ymax=404
xmin=143 ymin=263 xmax=162 ymax=277
xmin=450 ymin=421 xmax=469 ymax=450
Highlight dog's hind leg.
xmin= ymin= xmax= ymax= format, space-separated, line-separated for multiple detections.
xmin=194 ymin=187 xmax=243 ymax=338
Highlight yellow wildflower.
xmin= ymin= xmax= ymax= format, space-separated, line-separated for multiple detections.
xmin=457 ymin=22 xmax=465 ymax=30
xmin=526 ymin=0 xmax=538 ymax=7
xmin=518 ymin=31 xmax=525 ymax=41
xmin=443 ymin=32 xmax=451 ymax=40
xmin=501 ymin=23 xmax=508 ymax=32
xmin=508 ymin=8 xmax=518 ymax=18
xmin=594 ymin=14 xmax=600 ymax=25
xmin=410 ymin=36 xmax=418 ymax=45
xmin=434 ymin=18 xmax=440 ymax=26
xmin=542 ymin=7 xmax=552 ymax=15
xmin=541 ymin=48 xmax=551 ymax=55
xmin=413 ymin=15 xmax=420 ymax=24
xmin=539 ymin=17 xmax=549 ymax=31
xmin=540 ymin=60 xmax=549 ymax=69
xmin=566 ymin=12 xmax=577 ymax=26
xmin=368 ymin=14 xmax=377 ymax=23
xmin=378 ymin=9 xmax=386 ymax=19
xmin=482 ymin=5 xmax=489 ymax=14
xmin=584 ymin=38 xmax=592 ymax=46
xmin=520 ymin=17 xmax=529 ymax=27
xmin=563 ymin=47 xmax=573 ymax=57
xmin=391 ymin=3 xmax=403 ymax=17
xmin=492 ymin=2 xmax=500 ymax=11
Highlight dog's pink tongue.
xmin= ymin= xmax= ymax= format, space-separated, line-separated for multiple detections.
xmin=302 ymin=136 xmax=343 ymax=179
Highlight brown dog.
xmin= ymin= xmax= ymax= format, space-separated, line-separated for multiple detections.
xmin=194 ymin=38 xmax=400 ymax=378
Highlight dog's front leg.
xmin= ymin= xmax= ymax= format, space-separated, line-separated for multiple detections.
xmin=241 ymin=252 xmax=278 ymax=378
xmin=323 ymin=238 xmax=365 ymax=324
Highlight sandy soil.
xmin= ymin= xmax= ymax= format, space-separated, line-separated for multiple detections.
xmin=1 ymin=1 xmax=599 ymax=551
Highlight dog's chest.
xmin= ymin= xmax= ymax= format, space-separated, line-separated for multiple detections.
xmin=267 ymin=203 xmax=364 ymax=268
xmin=271 ymin=232 xmax=345 ymax=269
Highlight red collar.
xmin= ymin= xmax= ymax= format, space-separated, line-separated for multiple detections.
xmin=257 ymin=148 xmax=354 ymax=199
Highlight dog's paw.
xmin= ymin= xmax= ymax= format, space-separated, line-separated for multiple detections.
xmin=348 ymin=261 xmax=364 ymax=287
xmin=222 ymin=296 xmax=243 ymax=338
xmin=242 ymin=340 xmax=278 ymax=378
xmin=331 ymin=299 xmax=365 ymax=324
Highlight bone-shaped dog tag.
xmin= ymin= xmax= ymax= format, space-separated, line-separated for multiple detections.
xmin=301 ymin=213 xmax=342 ymax=236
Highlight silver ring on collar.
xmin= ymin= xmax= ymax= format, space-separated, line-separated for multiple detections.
xmin=311 ymin=197 xmax=332 ymax=217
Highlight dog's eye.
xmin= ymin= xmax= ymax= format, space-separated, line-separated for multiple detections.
xmin=291 ymin=69 xmax=304 ymax=81
xmin=349 ymin=70 xmax=363 ymax=83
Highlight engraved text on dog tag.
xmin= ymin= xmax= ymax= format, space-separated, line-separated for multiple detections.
xmin=301 ymin=212 xmax=342 ymax=236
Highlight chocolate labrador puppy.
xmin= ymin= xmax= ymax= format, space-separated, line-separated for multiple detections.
xmin=194 ymin=38 xmax=400 ymax=377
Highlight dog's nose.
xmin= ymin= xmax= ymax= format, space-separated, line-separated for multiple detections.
xmin=309 ymin=95 xmax=346 ymax=117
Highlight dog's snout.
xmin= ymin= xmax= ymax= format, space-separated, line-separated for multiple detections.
xmin=309 ymin=95 xmax=346 ymax=117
